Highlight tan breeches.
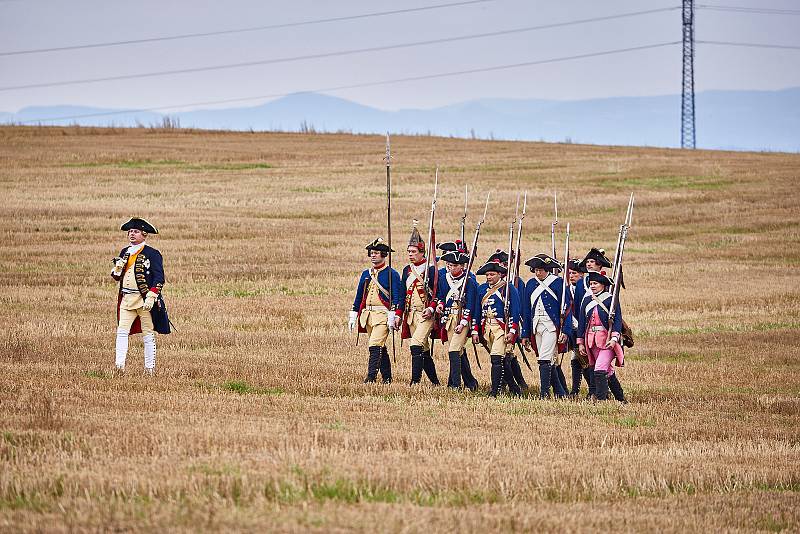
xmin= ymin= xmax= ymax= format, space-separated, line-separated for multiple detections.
xmin=486 ymin=321 xmax=509 ymax=356
xmin=445 ymin=316 xmax=468 ymax=352
xmin=361 ymin=310 xmax=390 ymax=347
xmin=119 ymin=307 xmax=154 ymax=335
xmin=407 ymin=309 xmax=433 ymax=350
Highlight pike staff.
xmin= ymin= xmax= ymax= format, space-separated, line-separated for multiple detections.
xmin=512 ymin=192 xmax=532 ymax=371
xmin=385 ymin=133 xmax=396 ymax=363
xmin=608 ymin=194 xmax=634 ymax=334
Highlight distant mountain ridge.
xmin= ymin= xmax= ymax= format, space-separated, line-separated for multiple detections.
xmin=3 ymin=87 xmax=799 ymax=152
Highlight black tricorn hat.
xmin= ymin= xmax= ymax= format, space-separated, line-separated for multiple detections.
xmin=579 ymin=248 xmax=611 ymax=270
xmin=525 ymin=253 xmax=560 ymax=271
xmin=476 ymin=258 xmax=507 ymax=275
xmin=441 ymin=251 xmax=469 ymax=265
xmin=366 ymin=237 xmax=394 ymax=253
xmin=437 ymin=241 xmax=458 ymax=252
xmin=487 ymin=249 xmax=509 ymax=265
xmin=121 ymin=217 xmax=158 ymax=234
xmin=587 ymin=271 xmax=613 ymax=287
xmin=568 ymin=259 xmax=587 ymax=273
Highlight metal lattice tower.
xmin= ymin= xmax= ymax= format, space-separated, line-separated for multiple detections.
xmin=681 ymin=0 xmax=696 ymax=149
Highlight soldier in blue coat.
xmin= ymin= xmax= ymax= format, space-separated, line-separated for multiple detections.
xmin=436 ymin=241 xmax=479 ymax=391
xmin=472 ymin=258 xmax=521 ymax=397
xmin=111 ymin=217 xmax=170 ymax=375
xmin=566 ymin=259 xmax=594 ymax=397
xmin=521 ymin=254 xmax=571 ymax=398
xmin=435 ymin=250 xmax=478 ymax=389
xmin=349 ymin=238 xmax=403 ymax=383
xmin=399 ymin=223 xmax=440 ymax=385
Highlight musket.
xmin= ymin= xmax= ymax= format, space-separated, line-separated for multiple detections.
xmin=608 ymin=194 xmax=634 ymax=334
xmin=423 ymin=168 xmax=439 ymax=300
xmin=502 ymin=204 xmax=516 ymax=355
xmin=456 ymin=193 xmax=490 ymax=324
xmin=550 ymin=192 xmax=558 ymax=261
xmin=460 ymin=185 xmax=468 ymax=251
xmin=512 ymin=192 xmax=532 ymax=371
xmin=557 ymin=223 xmax=571 ymax=361
xmin=385 ymin=134 xmax=396 ymax=363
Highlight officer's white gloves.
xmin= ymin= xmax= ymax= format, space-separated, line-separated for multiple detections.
xmin=348 ymin=311 xmax=358 ymax=332
xmin=142 ymin=291 xmax=158 ymax=311
xmin=387 ymin=310 xmax=396 ymax=329
xmin=111 ymin=257 xmax=125 ymax=276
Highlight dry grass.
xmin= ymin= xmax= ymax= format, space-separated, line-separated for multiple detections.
xmin=1 ymin=125 xmax=799 ymax=532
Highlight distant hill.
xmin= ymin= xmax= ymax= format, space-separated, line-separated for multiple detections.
xmin=4 ymin=88 xmax=799 ymax=152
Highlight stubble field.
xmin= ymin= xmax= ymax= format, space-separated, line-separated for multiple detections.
xmin=0 ymin=126 xmax=799 ymax=532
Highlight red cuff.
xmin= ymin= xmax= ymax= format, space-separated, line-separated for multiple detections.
xmin=149 ymin=287 xmax=160 ymax=294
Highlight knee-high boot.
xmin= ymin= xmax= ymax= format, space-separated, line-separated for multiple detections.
xmin=583 ymin=367 xmax=595 ymax=399
xmin=409 ymin=345 xmax=424 ymax=385
xmin=608 ymin=373 xmax=627 ymax=404
xmin=364 ymin=346 xmax=381 ymax=383
xmin=422 ymin=349 xmax=440 ymax=385
xmin=510 ymin=355 xmax=528 ymax=390
xmin=115 ymin=328 xmax=129 ymax=370
xmin=380 ymin=347 xmax=392 ymax=384
xmin=447 ymin=351 xmax=462 ymax=389
xmin=593 ymin=370 xmax=609 ymax=401
xmin=538 ymin=361 xmax=551 ymax=399
xmin=551 ymin=363 xmax=568 ymax=398
xmin=503 ymin=356 xmax=521 ymax=396
xmin=460 ymin=349 xmax=478 ymax=391
xmin=570 ymin=358 xmax=582 ymax=396
xmin=489 ymin=355 xmax=504 ymax=397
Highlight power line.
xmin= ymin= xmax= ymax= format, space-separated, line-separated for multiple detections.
xmin=15 ymin=41 xmax=680 ymax=124
xmin=0 ymin=7 xmax=681 ymax=92
xmin=696 ymin=4 xmax=800 ymax=15
xmin=0 ymin=0 xmax=494 ymax=57
xmin=698 ymin=40 xmax=800 ymax=50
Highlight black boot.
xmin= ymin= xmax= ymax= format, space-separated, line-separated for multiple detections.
xmin=489 ymin=355 xmax=504 ymax=397
xmin=551 ymin=363 xmax=568 ymax=399
xmin=447 ymin=351 xmax=462 ymax=389
xmin=538 ymin=361 xmax=551 ymax=399
xmin=594 ymin=370 xmax=609 ymax=401
xmin=380 ymin=347 xmax=392 ymax=384
xmin=503 ymin=356 xmax=521 ymax=396
xmin=583 ymin=367 xmax=595 ymax=399
xmin=422 ymin=349 xmax=440 ymax=385
xmin=409 ymin=345 xmax=424 ymax=385
xmin=460 ymin=349 xmax=478 ymax=391
xmin=570 ymin=358 xmax=582 ymax=396
xmin=510 ymin=355 xmax=528 ymax=390
xmin=608 ymin=373 xmax=627 ymax=404
xmin=364 ymin=346 xmax=381 ymax=383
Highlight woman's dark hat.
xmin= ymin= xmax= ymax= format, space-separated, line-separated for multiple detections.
xmin=587 ymin=271 xmax=613 ymax=287
xmin=121 ymin=217 xmax=158 ymax=234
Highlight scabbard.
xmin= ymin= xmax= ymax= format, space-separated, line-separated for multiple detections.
xmin=472 ymin=343 xmax=482 ymax=370
xmin=517 ymin=342 xmax=532 ymax=371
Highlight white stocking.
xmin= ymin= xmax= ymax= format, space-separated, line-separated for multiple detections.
xmin=115 ymin=328 xmax=129 ymax=369
xmin=143 ymin=334 xmax=156 ymax=371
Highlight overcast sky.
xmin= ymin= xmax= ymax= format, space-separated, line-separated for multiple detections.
xmin=1 ymin=0 xmax=798 ymax=113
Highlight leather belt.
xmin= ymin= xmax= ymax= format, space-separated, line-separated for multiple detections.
xmin=364 ymin=305 xmax=389 ymax=312
xmin=589 ymin=325 xmax=607 ymax=332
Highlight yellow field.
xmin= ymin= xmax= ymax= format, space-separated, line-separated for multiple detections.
xmin=1 ymin=126 xmax=799 ymax=532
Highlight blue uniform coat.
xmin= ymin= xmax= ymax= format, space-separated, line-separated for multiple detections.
xmin=113 ymin=244 xmax=170 ymax=335
xmin=473 ymin=282 xmax=521 ymax=341
xmin=352 ymin=265 xmax=403 ymax=334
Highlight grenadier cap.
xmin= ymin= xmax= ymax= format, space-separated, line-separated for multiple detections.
xmin=587 ymin=271 xmax=613 ymax=287
xmin=408 ymin=220 xmax=425 ymax=251
xmin=525 ymin=253 xmax=561 ymax=271
xmin=476 ymin=258 xmax=507 ymax=275
xmin=579 ymin=247 xmax=612 ymax=270
xmin=121 ymin=217 xmax=158 ymax=234
xmin=366 ymin=237 xmax=394 ymax=253
xmin=441 ymin=251 xmax=469 ymax=265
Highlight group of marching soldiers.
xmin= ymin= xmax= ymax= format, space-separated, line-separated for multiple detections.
xmin=349 ymin=229 xmax=630 ymax=403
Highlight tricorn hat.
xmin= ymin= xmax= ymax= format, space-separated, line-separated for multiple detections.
xmin=408 ymin=220 xmax=425 ymax=250
xmin=568 ymin=259 xmax=587 ymax=273
xmin=487 ymin=249 xmax=509 ymax=265
xmin=441 ymin=251 xmax=469 ymax=265
xmin=587 ymin=271 xmax=613 ymax=287
xmin=437 ymin=241 xmax=458 ymax=252
xmin=121 ymin=217 xmax=158 ymax=234
xmin=366 ymin=237 xmax=394 ymax=253
xmin=579 ymin=247 xmax=612 ymax=270
xmin=525 ymin=253 xmax=561 ymax=271
xmin=476 ymin=258 xmax=507 ymax=275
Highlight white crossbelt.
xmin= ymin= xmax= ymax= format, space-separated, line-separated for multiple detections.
xmin=589 ymin=325 xmax=607 ymax=332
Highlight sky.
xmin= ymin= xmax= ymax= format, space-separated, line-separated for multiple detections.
xmin=1 ymin=0 xmax=799 ymax=114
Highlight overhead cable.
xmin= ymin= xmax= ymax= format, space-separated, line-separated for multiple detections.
xmin=16 ymin=41 xmax=680 ymax=124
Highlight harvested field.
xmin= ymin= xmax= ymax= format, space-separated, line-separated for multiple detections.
xmin=1 ymin=126 xmax=799 ymax=532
